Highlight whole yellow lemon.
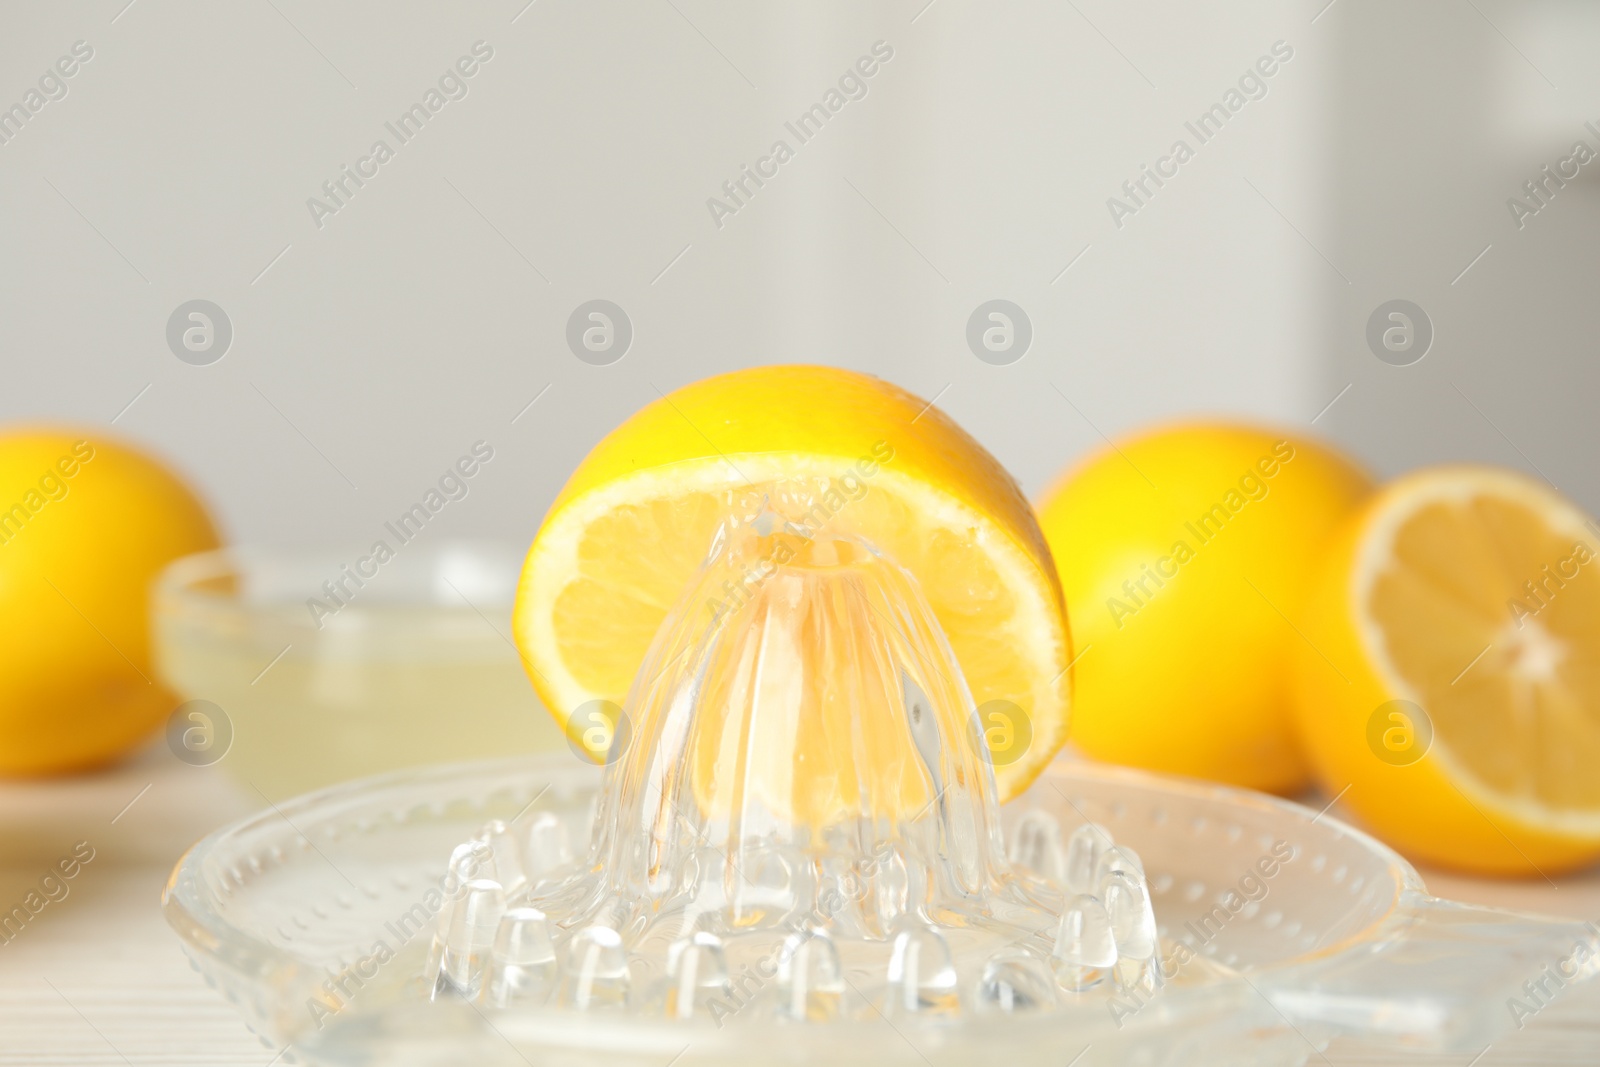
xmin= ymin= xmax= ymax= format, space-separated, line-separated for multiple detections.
xmin=1035 ymin=423 xmax=1371 ymax=793
xmin=0 ymin=428 xmax=219 ymax=774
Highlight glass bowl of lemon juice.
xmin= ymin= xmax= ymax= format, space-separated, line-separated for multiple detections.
xmin=153 ymin=541 xmax=566 ymax=799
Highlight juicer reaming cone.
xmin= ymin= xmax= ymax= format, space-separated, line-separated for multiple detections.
xmin=426 ymin=508 xmax=1167 ymax=1021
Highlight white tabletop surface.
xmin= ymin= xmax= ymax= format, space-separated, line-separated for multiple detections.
xmin=1 ymin=745 xmax=1597 ymax=1066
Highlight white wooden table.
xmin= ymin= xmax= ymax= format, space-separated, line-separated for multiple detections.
xmin=1 ymin=745 xmax=1596 ymax=1065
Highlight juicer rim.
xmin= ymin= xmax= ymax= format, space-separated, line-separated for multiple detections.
xmin=163 ymin=753 xmax=1424 ymax=1047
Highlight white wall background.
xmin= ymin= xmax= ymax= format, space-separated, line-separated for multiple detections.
xmin=1318 ymin=1 xmax=1600 ymax=511
xmin=0 ymin=0 xmax=1324 ymax=546
xmin=3 ymin=0 xmax=1593 ymax=549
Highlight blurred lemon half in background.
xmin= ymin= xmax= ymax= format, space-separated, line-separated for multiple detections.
xmin=1036 ymin=422 xmax=1373 ymax=794
xmin=1292 ymin=465 xmax=1600 ymax=876
xmin=0 ymin=428 xmax=219 ymax=774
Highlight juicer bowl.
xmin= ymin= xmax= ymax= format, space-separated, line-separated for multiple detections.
xmin=164 ymin=753 xmax=1599 ymax=1066
xmin=152 ymin=541 xmax=566 ymax=797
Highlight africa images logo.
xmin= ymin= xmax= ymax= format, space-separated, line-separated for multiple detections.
xmin=1105 ymin=40 xmax=1293 ymax=229
xmin=705 ymin=40 xmax=895 ymax=229
xmin=1104 ymin=441 xmax=1296 ymax=629
xmin=306 ymin=42 xmax=495 ymax=230
xmin=0 ymin=40 xmax=94 ymax=148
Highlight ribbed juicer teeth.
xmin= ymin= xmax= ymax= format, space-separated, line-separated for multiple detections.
xmin=426 ymin=505 xmax=1165 ymax=1021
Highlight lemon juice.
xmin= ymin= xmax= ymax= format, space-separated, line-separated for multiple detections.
xmin=155 ymin=543 xmax=567 ymax=799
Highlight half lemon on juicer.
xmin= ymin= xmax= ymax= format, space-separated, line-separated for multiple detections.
xmin=512 ymin=364 xmax=1073 ymax=801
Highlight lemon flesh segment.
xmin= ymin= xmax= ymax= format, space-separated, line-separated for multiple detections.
xmin=1359 ymin=472 xmax=1600 ymax=830
xmin=520 ymin=463 xmax=1068 ymax=801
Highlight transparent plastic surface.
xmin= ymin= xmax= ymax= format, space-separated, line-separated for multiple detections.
xmin=167 ymin=754 xmax=1600 ymax=1066
xmin=166 ymin=520 xmax=1600 ymax=1065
